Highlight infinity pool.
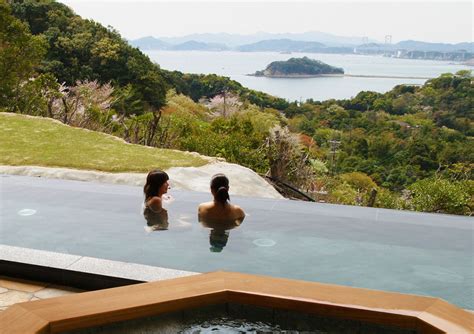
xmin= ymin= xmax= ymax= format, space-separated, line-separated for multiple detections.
xmin=1 ymin=175 xmax=473 ymax=309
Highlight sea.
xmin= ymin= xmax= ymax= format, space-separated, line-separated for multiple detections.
xmin=145 ymin=51 xmax=471 ymax=102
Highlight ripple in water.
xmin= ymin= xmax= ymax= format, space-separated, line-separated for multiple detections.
xmin=253 ymin=238 xmax=276 ymax=247
xmin=17 ymin=209 xmax=37 ymax=216
xmin=180 ymin=317 xmax=280 ymax=333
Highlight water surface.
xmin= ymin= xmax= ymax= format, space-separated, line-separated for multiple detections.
xmin=146 ymin=51 xmax=470 ymax=101
xmin=1 ymin=175 xmax=473 ymax=309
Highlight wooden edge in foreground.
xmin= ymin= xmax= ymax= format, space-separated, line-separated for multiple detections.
xmin=0 ymin=271 xmax=472 ymax=334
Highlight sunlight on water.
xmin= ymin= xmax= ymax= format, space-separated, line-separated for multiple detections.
xmin=253 ymin=238 xmax=276 ymax=247
xmin=17 ymin=209 xmax=37 ymax=216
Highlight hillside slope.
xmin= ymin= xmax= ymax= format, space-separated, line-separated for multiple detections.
xmin=0 ymin=113 xmax=283 ymax=199
xmin=0 ymin=113 xmax=207 ymax=172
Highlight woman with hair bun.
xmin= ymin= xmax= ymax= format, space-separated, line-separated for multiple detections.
xmin=198 ymin=173 xmax=245 ymax=223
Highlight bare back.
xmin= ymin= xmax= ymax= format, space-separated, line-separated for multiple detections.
xmin=198 ymin=201 xmax=245 ymax=222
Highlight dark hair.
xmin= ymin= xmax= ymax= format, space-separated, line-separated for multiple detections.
xmin=144 ymin=170 xmax=169 ymax=200
xmin=210 ymin=173 xmax=230 ymax=204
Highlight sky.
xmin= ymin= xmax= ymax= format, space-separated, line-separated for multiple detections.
xmin=60 ymin=1 xmax=472 ymax=44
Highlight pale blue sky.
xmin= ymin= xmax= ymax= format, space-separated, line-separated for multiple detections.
xmin=60 ymin=1 xmax=472 ymax=43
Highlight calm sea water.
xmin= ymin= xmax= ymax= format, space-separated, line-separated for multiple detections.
xmin=145 ymin=51 xmax=470 ymax=101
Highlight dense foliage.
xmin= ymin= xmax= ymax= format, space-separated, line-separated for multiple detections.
xmin=254 ymin=57 xmax=344 ymax=76
xmin=1 ymin=0 xmax=472 ymax=215
xmin=9 ymin=0 xmax=167 ymax=112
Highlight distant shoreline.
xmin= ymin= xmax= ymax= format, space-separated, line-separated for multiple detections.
xmin=248 ymin=73 xmax=344 ymax=78
xmin=345 ymin=74 xmax=433 ymax=79
xmin=143 ymin=50 xmax=471 ymax=64
xmin=247 ymin=73 xmax=433 ymax=79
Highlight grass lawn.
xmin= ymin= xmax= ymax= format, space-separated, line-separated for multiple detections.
xmin=0 ymin=113 xmax=208 ymax=172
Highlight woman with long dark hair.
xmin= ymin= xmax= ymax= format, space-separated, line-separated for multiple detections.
xmin=144 ymin=169 xmax=170 ymax=211
xmin=198 ymin=173 xmax=245 ymax=222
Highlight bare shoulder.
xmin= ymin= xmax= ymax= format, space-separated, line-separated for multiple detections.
xmin=146 ymin=196 xmax=163 ymax=212
xmin=198 ymin=201 xmax=213 ymax=212
xmin=232 ymin=204 xmax=245 ymax=218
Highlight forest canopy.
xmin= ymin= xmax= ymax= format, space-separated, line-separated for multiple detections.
xmin=254 ymin=57 xmax=344 ymax=77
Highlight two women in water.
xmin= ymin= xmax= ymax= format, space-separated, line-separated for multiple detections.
xmin=142 ymin=171 xmax=245 ymax=248
xmin=143 ymin=170 xmax=245 ymax=222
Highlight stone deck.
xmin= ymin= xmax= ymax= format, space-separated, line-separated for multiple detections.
xmin=0 ymin=276 xmax=82 ymax=313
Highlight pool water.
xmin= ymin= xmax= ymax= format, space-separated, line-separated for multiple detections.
xmin=1 ymin=175 xmax=473 ymax=309
xmin=179 ymin=317 xmax=280 ymax=333
xmin=63 ymin=303 xmax=417 ymax=334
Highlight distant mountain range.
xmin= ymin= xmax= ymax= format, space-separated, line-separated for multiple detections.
xmin=353 ymin=41 xmax=473 ymax=61
xmin=355 ymin=40 xmax=473 ymax=53
xmin=395 ymin=40 xmax=472 ymax=52
xmin=236 ymin=39 xmax=356 ymax=54
xmin=237 ymin=39 xmax=325 ymax=52
xmin=171 ymin=40 xmax=228 ymax=51
xmin=139 ymin=31 xmax=373 ymax=48
xmin=130 ymin=37 xmax=229 ymax=51
xmin=130 ymin=33 xmax=473 ymax=61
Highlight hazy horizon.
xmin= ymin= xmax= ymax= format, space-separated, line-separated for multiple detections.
xmin=130 ymin=31 xmax=472 ymax=45
xmin=60 ymin=1 xmax=472 ymax=44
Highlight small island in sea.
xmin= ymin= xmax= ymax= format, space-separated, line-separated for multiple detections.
xmin=251 ymin=56 xmax=344 ymax=78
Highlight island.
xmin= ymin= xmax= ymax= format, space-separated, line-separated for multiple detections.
xmin=251 ymin=57 xmax=344 ymax=78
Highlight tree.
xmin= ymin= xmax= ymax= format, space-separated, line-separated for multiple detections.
xmin=328 ymin=182 xmax=358 ymax=205
xmin=0 ymin=2 xmax=46 ymax=109
xmin=408 ymin=178 xmax=472 ymax=215
xmin=14 ymin=73 xmax=60 ymax=117
xmin=11 ymin=0 xmax=167 ymax=112
xmin=339 ymin=172 xmax=377 ymax=193
xmin=206 ymin=92 xmax=242 ymax=118
xmin=52 ymin=80 xmax=114 ymax=131
xmin=339 ymin=172 xmax=378 ymax=206
xmin=264 ymin=125 xmax=314 ymax=188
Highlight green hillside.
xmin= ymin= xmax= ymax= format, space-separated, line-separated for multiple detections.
xmin=254 ymin=57 xmax=344 ymax=77
xmin=0 ymin=113 xmax=207 ymax=172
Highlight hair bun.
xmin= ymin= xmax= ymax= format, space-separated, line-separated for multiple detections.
xmin=216 ymin=186 xmax=230 ymax=204
xmin=211 ymin=174 xmax=230 ymax=204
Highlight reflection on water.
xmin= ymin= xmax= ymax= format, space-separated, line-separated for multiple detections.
xmin=17 ymin=208 xmax=37 ymax=216
xmin=200 ymin=218 xmax=245 ymax=253
xmin=253 ymin=238 xmax=276 ymax=247
xmin=143 ymin=207 xmax=169 ymax=232
xmin=143 ymin=198 xmax=192 ymax=232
